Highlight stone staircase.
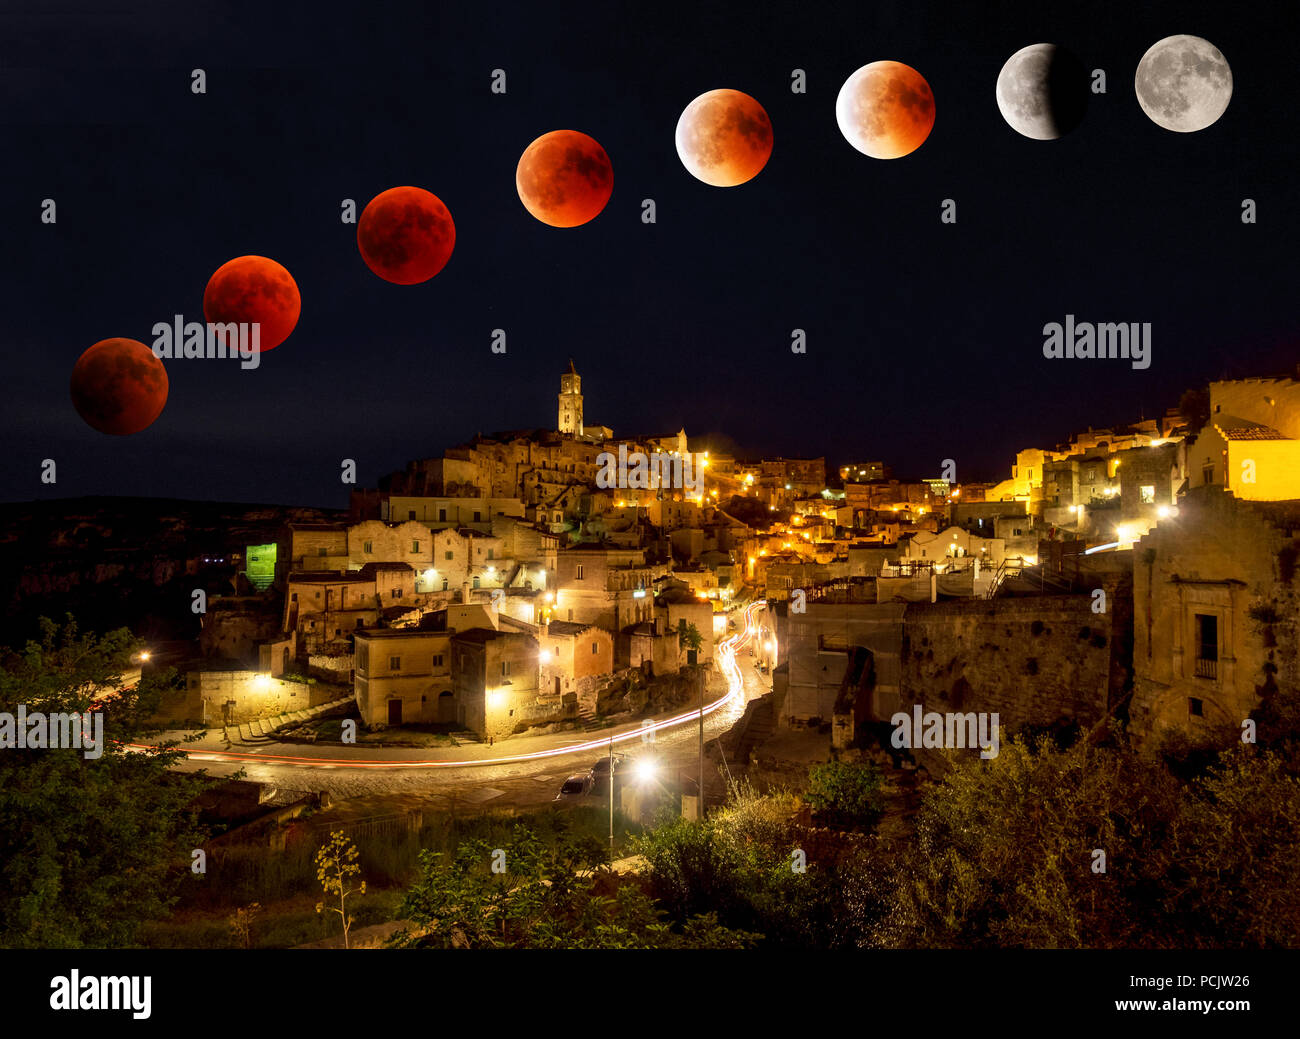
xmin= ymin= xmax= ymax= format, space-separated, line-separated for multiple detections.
xmin=232 ymin=696 xmax=353 ymax=742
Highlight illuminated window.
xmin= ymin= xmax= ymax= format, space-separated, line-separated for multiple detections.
xmin=1140 ymin=485 xmax=1155 ymax=504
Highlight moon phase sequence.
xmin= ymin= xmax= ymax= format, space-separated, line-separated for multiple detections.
xmin=516 ymin=130 xmax=614 ymax=227
xmin=1135 ymin=34 xmax=1232 ymax=132
xmin=836 ymin=61 xmax=935 ymax=159
xmin=996 ymin=44 xmax=1088 ymax=140
xmin=675 ymin=89 xmax=773 ymax=186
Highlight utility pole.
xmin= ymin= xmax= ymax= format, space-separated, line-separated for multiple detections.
xmin=691 ymin=647 xmax=703 ymax=820
xmin=608 ymin=731 xmax=615 ymax=855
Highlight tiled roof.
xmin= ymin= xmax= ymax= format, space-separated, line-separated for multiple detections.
xmin=1214 ymin=415 xmax=1290 ymax=441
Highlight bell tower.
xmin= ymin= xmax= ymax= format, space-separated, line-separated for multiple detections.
xmin=558 ymin=359 xmax=583 ymax=435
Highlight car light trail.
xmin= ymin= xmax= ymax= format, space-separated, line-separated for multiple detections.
xmin=126 ymin=600 xmax=768 ymax=770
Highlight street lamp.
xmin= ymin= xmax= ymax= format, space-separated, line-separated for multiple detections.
xmin=633 ymin=758 xmax=658 ymax=786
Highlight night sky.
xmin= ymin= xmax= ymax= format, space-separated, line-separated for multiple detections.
xmin=2 ymin=0 xmax=1294 ymax=506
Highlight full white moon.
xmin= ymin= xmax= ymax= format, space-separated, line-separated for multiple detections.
xmin=1135 ymin=34 xmax=1232 ymax=132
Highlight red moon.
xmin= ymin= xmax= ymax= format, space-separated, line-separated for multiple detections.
xmin=357 ymin=186 xmax=456 ymax=284
xmin=70 ymin=337 xmax=169 ymax=436
xmin=516 ymin=130 xmax=613 ymax=227
xmin=203 ymin=255 xmax=301 ymax=352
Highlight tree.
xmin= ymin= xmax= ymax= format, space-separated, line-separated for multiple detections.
xmin=1178 ymin=388 xmax=1211 ymax=435
xmin=227 ymin=902 xmax=262 ymax=949
xmin=390 ymin=826 xmax=756 ymax=949
xmin=315 ymin=831 xmax=366 ymax=948
xmin=0 ymin=617 xmax=214 ymax=948
xmin=676 ymin=620 xmax=703 ymax=658
xmin=868 ymin=731 xmax=1300 ymax=949
xmin=635 ymin=787 xmax=884 ymax=948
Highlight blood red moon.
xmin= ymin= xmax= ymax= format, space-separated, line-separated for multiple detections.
xmin=70 ymin=337 xmax=169 ymax=435
xmin=357 ymin=186 xmax=456 ymax=284
xmin=203 ymin=255 xmax=301 ymax=352
xmin=516 ymin=130 xmax=614 ymax=227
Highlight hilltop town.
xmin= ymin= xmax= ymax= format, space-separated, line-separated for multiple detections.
xmin=61 ymin=358 xmax=1280 ymax=759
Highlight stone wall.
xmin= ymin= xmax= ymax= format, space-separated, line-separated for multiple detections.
xmin=898 ymin=584 xmax=1130 ymax=738
xmin=185 ymin=670 xmax=336 ymax=725
xmin=1131 ymin=487 xmax=1300 ymax=741
xmin=200 ymin=597 xmax=283 ymax=665
xmin=308 ymin=653 xmax=355 ymax=682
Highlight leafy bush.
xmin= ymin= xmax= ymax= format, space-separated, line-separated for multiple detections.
xmin=805 ymin=761 xmax=886 ymax=828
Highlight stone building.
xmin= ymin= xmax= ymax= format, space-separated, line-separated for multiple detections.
xmin=346 ymin=519 xmax=434 ymax=573
xmin=284 ymin=563 xmax=416 ymax=655
xmin=539 ymin=620 xmax=614 ymax=713
xmin=354 ymin=628 xmax=454 ymax=726
xmin=552 ymin=545 xmax=666 ymax=631
xmin=450 ymin=627 xmax=542 ymax=741
xmin=772 ymin=600 xmax=905 ymax=726
xmin=558 ymin=358 xmax=583 ymax=436
xmin=1131 ymin=486 xmax=1300 ymax=741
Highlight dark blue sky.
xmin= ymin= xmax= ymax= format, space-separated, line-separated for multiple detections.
xmin=1 ymin=0 xmax=1294 ymax=506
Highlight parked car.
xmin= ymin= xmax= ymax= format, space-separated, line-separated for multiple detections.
xmin=554 ymin=772 xmax=594 ymax=801
xmin=589 ymin=754 xmax=625 ymax=780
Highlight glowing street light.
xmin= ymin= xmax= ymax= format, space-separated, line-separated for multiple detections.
xmin=633 ymin=758 xmax=658 ymax=786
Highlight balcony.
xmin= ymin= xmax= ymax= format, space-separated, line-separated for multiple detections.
xmin=1194 ymin=657 xmax=1217 ymax=680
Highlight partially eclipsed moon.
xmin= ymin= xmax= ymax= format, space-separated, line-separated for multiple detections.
xmin=1135 ymin=34 xmax=1232 ymax=132
xmin=996 ymin=43 xmax=1088 ymax=140
xmin=516 ymin=130 xmax=613 ymax=227
xmin=836 ymin=61 xmax=935 ymax=159
xmin=675 ymin=88 xmax=773 ymax=186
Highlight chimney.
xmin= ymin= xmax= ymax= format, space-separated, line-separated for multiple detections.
xmin=461 ymin=581 xmax=471 ymax=604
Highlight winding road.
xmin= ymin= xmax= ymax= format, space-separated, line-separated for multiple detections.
xmin=149 ymin=601 xmax=770 ymax=802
